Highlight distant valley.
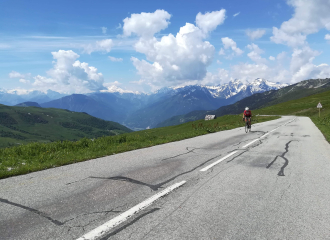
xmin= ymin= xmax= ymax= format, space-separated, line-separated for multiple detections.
xmin=0 ymin=78 xmax=287 ymax=130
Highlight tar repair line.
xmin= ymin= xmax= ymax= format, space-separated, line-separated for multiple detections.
xmin=200 ymin=117 xmax=297 ymax=172
xmin=76 ymin=181 xmax=186 ymax=240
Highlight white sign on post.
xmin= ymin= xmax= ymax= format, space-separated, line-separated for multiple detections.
xmin=317 ymin=102 xmax=322 ymax=108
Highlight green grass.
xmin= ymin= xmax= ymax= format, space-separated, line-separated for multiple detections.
xmin=0 ymin=115 xmax=278 ymax=179
xmin=256 ymin=90 xmax=330 ymax=142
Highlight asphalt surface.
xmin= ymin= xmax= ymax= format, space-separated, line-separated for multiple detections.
xmin=1 ymin=116 xmax=330 ymax=240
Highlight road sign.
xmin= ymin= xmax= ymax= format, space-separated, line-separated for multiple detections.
xmin=317 ymin=102 xmax=322 ymax=117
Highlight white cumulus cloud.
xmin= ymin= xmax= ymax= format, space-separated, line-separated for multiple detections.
xmin=291 ymin=63 xmax=330 ymax=83
xmin=247 ymin=43 xmax=267 ymax=64
xmin=269 ymin=56 xmax=276 ymax=61
xmin=288 ymin=46 xmax=330 ymax=83
xmin=221 ymin=37 xmax=243 ymax=56
xmin=201 ymin=68 xmax=231 ymax=84
xmin=277 ymin=51 xmax=287 ymax=61
xmin=271 ymin=0 xmax=330 ymax=47
xmin=290 ymin=46 xmax=320 ymax=73
xmin=326 ymin=34 xmax=330 ymax=42
xmin=247 ymin=43 xmax=264 ymax=55
xmin=125 ymin=10 xmax=226 ymax=88
xmin=9 ymin=71 xmax=26 ymax=78
xmin=31 ymin=50 xmax=105 ymax=93
xmin=231 ymin=63 xmax=271 ymax=82
xmin=246 ymin=29 xmax=266 ymax=40
xmin=196 ymin=9 xmax=226 ymax=34
xmin=123 ymin=10 xmax=171 ymax=38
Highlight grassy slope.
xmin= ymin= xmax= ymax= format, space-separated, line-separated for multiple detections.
xmin=0 ymin=104 xmax=132 ymax=148
xmin=257 ymin=90 xmax=330 ymax=142
xmin=0 ymin=115 xmax=278 ymax=179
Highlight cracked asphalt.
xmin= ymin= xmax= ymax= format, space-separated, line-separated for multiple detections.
xmin=1 ymin=116 xmax=330 ymax=240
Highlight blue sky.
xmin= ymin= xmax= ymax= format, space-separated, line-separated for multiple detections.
xmin=1 ymin=0 xmax=330 ymax=94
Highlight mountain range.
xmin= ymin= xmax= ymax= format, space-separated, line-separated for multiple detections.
xmin=0 ymin=89 xmax=67 ymax=106
xmin=0 ymin=79 xmax=287 ymax=130
xmin=156 ymin=78 xmax=330 ymax=128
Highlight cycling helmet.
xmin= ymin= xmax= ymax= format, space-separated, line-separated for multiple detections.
xmin=245 ymin=107 xmax=249 ymax=110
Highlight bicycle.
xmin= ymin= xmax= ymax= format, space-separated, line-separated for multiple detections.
xmin=244 ymin=118 xmax=251 ymax=133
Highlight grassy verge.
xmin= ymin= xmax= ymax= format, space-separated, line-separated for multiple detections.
xmin=256 ymin=90 xmax=330 ymax=142
xmin=0 ymin=115 xmax=278 ymax=179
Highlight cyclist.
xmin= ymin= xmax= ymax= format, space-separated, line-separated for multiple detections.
xmin=243 ymin=107 xmax=252 ymax=128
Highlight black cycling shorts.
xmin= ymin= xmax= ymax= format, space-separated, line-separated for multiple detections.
xmin=244 ymin=116 xmax=251 ymax=120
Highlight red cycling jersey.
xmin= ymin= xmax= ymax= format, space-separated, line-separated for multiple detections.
xmin=244 ymin=110 xmax=252 ymax=117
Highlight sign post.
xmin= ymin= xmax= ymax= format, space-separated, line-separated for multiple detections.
xmin=317 ymin=102 xmax=322 ymax=117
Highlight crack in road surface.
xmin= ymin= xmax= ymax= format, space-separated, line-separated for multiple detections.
xmin=0 ymin=197 xmax=122 ymax=235
xmin=90 ymin=176 xmax=161 ymax=191
xmin=266 ymin=141 xmax=297 ymax=176
xmin=0 ymin=198 xmax=64 ymax=226
xmin=90 ymin=151 xmax=230 ymax=191
xmin=226 ymin=150 xmax=248 ymax=163
xmin=161 ymin=147 xmax=197 ymax=161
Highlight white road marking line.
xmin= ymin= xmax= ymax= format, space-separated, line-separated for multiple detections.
xmin=76 ymin=181 xmax=186 ymax=240
xmin=200 ymin=118 xmax=297 ymax=172
xmin=200 ymin=151 xmax=238 ymax=172
xmin=242 ymin=139 xmax=259 ymax=148
xmin=242 ymin=117 xmax=296 ymax=148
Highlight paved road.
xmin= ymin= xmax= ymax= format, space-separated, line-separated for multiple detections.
xmin=1 ymin=116 xmax=330 ymax=240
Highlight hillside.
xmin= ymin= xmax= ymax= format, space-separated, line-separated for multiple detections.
xmin=15 ymin=102 xmax=41 ymax=107
xmin=40 ymin=94 xmax=126 ymax=123
xmin=2 ymin=88 xmax=330 ymax=179
xmin=0 ymin=104 xmax=132 ymax=148
xmin=157 ymin=78 xmax=330 ymax=127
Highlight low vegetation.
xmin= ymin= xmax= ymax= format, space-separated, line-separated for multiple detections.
xmin=0 ymin=105 xmax=131 ymax=148
xmin=257 ymin=89 xmax=330 ymax=142
xmin=0 ymin=115 xmax=278 ymax=179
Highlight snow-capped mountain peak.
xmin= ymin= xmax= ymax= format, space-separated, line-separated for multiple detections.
xmin=199 ymin=78 xmax=287 ymax=99
xmin=155 ymin=79 xmax=288 ymax=100
xmin=248 ymin=78 xmax=288 ymax=94
xmin=100 ymin=85 xmax=141 ymax=95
